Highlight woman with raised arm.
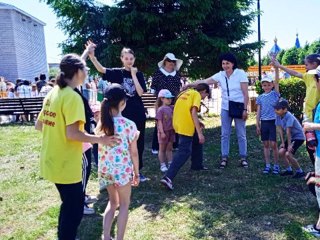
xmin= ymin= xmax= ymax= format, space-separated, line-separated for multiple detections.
xmin=191 ymin=53 xmax=249 ymax=169
xmin=82 ymin=41 xmax=148 ymax=182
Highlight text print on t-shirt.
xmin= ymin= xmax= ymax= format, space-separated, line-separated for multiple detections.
xmin=42 ymin=99 xmax=56 ymax=127
xmin=122 ymin=78 xmax=136 ymax=97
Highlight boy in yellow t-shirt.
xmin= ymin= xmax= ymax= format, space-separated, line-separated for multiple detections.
xmin=160 ymin=83 xmax=210 ymax=190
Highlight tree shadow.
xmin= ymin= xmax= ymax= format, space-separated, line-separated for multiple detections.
xmin=79 ymin=118 xmax=317 ymax=239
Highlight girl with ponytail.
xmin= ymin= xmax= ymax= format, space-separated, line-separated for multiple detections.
xmin=95 ymin=83 xmax=140 ymax=240
xmin=35 ymin=54 xmax=119 ymax=240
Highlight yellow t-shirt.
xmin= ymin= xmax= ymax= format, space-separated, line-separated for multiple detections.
xmin=38 ymin=86 xmax=85 ymax=184
xmin=303 ymin=73 xmax=320 ymax=120
xmin=173 ymin=89 xmax=201 ymax=136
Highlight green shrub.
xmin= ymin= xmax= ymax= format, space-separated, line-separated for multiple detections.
xmin=255 ymin=77 xmax=306 ymax=120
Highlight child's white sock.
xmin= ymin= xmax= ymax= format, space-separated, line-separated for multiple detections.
xmin=286 ymin=166 xmax=292 ymax=171
xmin=266 ymin=163 xmax=271 ymax=168
xmin=273 ymin=164 xmax=279 ymax=169
xmin=296 ymin=168 xmax=303 ymax=173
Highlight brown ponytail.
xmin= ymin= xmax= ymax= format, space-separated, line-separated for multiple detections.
xmin=56 ymin=54 xmax=85 ymax=89
xmin=56 ymin=72 xmax=67 ymax=88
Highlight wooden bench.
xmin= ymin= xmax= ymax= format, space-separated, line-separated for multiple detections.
xmin=0 ymin=97 xmax=44 ymax=121
xmin=141 ymin=93 xmax=157 ymax=118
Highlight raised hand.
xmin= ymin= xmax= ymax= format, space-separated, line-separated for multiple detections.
xmin=270 ymin=58 xmax=281 ymax=68
xmin=85 ymin=40 xmax=97 ymax=58
xmin=130 ymin=67 xmax=138 ymax=75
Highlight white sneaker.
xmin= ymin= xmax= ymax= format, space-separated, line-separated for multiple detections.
xmin=151 ymin=149 xmax=158 ymax=155
xmin=85 ymin=195 xmax=98 ymax=204
xmin=160 ymin=164 xmax=168 ymax=172
xmin=83 ymin=205 xmax=95 ymax=215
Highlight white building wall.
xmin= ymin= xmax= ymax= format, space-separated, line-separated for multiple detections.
xmin=0 ymin=4 xmax=48 ymax=82
xmin=0 ymin=9 xmax=18 ymax=81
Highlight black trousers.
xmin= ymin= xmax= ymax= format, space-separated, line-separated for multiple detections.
xmin=92 ymin=143 xmax=98 ymax=166
xmin=55 ymin=182 xmax=84 ymax=240
xmin=306 ymin=145 xmax=316 ymax=165
xmin=82 ymin=149 xmax=92 ymax=195
xmin=135 ymin=120 xmax=146 ymax=170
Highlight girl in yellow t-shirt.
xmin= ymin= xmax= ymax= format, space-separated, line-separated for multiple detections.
xmin=35 ymin=54 xmax=119 ymax=240
xmin=95 ymin=83 xmax=140 ymax=240
xmin=272 ymin=54 xmax=320 ymax=165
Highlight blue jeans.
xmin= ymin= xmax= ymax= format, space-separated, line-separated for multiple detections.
xmin=166 ymin=133 xmax=203 ymax=180
xmin=221 ymin=109 xmax=247 ymax=158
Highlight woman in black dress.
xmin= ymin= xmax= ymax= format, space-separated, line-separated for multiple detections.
xmin=150 ymin=53 xmax=183 ymax=153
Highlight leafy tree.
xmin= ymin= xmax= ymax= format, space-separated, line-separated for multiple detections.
xmin=43 ymin=0 xmax=258 ymax=78
xmin=306 ymin=39 xmax=320 ymax=55
xmin=281 ymin=47 xmax=305 ymax=65
xmin=261 ymin=55 xmax=270 ymax=66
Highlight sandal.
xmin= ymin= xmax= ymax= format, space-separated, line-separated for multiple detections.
xmin=219 ymin=157 xmax=228 ymax=169
xmin=240 ymin=158 xmax=248 ymax=168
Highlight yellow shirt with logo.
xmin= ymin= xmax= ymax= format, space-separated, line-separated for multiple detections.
xmin=38 ymin=86 xmax=85 ymax=184
xmin=173 ymin=89 xmax=201 ymax=137
xmin=303 ymin=73 xmax=320 ymax=120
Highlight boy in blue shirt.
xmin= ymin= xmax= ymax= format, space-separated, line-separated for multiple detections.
xmin=274 ymin=99 xmax=305 ymax=178
xmin=256 ymin=69 xmax=280 ymax=174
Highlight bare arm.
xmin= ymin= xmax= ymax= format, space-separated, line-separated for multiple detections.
xmin=241 ymin=82 xmax=249 ymax=121
xmin=83 ymin=40 xmax=107 ymax=74
xmin=35 ymin=120 xmax=43 ymax=131
xmin=185 ymin=77 xmax=217 ymax=90
xmin=286 ymin=127 xmax=292 ymax=147
xmin=130 ymin=68 xmax=144 ymax=96
xmin=157 ymin=120 xmax=165 ymax=134
xmin=66 ymin=121 xmax=119 ymax=145
xmin=191 ymin=107 xmax=205 ymax=144
xmin=129 ymin=134 xmax=140 ymax=177
xmin=272 ymin=59 xmax=303 ymax=79
xmin=304 ymin=122 xmax=320 ymax=131
xmin=277 ymin=126 xmax=284 ymax=145
xmin=256 ymin=105 xmax=261 ymax=134
xmin=274 ymin=67 xmax=280 ymax=93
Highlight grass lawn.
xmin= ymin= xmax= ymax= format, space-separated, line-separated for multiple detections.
xmin=0 ymin=115 xmax=319 ymax=240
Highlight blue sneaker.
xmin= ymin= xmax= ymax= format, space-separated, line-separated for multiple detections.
xmin=263 ymin=166 xmax=271 ymax=174
xmin=139 ymin=174 xmax=149 ymax=182
xmin=272 ymin=166 xmax=280 ymax=175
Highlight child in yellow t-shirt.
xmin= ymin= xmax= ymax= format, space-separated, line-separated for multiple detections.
xmin=160 ymin=83 xmax=210 ymax=190
xmin=35 ymin=54 xmax=119 ymax=240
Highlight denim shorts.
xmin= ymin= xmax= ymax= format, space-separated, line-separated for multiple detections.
xmin=261 ymin=120 xmax=276 ymax=142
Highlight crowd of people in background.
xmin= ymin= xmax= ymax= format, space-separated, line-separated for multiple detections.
xmin=2 ymin=41 xmax=319 ymax=239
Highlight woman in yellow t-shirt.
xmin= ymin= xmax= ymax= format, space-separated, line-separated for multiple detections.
xmin=272 ymin=54 xmax=320 ymax=165
xmin=35 ymin=54 xmax=119 ymax=240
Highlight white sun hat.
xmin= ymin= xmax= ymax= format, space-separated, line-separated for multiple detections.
xmin=158 ymin=53 xmax=183 ymax=71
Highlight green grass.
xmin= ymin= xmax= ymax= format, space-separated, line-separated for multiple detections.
xmin=0 ymin=115 xmax=319 ymax=239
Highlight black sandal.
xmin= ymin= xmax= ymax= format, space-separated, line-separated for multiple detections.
xmin=240 ymin=158 xmax=248 ymax=168
xmin=219 ymin=157 xmax=228 ymax=169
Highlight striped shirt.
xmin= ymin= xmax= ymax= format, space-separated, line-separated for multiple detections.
xmin=256 ymin=90 xmax=280 ymax=120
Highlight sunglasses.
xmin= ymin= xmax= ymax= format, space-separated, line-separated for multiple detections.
xmin=165 ymin=59 xmax=176 ymax=63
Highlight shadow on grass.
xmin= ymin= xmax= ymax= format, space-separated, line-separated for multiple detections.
xmin=78 ymin=118 xmax=318 ymax=239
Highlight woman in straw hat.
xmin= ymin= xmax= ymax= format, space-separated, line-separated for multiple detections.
xmin=150 ymin=53 xmax=183 ymax=154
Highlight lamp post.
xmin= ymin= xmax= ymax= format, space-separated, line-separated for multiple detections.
xmin=258 ymin=0 xmax=261 ymax=80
